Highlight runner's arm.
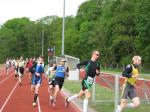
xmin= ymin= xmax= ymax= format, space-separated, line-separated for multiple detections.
xmin=65 ymin=67 xmax=69 ymax=77
xmin=96 ymin=63 xmax=100 ymax=76
xmin=76 ymin=61 xmax=89 ymax=69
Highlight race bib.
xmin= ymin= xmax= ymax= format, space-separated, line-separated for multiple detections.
xmin=87 ymin=76 xmax=94 ymax=84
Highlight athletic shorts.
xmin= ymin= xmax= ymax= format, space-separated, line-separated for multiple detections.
xmin=121 ymin=83 xmax=137 ymax=99
xmin=54 ymin=77 xmax=64 ymax=89
xmin=32 ymin=74 xmax=42 ymax=85
xmin=81 ymin=76 xmax=94 ymax=90
xmin=19 ymin=67 xmax=24 ymax=75
xmin=49 ymin=78 xmax=55 ymax=87
xmin=6 ymin=66 xmax=10 ymax=69
xmin=15 ymin=66 xmax=18 ymax=70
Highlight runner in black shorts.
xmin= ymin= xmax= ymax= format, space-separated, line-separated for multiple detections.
xmin=65 ymin=50 xmax=100 ymax=112
xmin=18 ymin=56 xmax=25 ymax=85
xmin=116 ymin=56 xmax=142 ymax=112
xmin=46 ymin=62 xmax=56 ymax=103
xmin=51 ymin=58 xmax=69 ymax=107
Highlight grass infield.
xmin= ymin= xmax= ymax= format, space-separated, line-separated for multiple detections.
xmin=64 ymin=80 xmax=150 ymax=112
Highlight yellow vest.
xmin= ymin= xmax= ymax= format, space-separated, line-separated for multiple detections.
xmin=125 ymin=64 xmax=139 ymax=85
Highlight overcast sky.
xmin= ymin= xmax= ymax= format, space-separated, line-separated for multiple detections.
xmin=0 ymin=0 xmax=86 ymax=25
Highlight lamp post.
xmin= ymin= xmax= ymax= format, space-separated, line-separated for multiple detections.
xmin=42 ymin=25 xmax=44 ymax=56
xmin=62 ymin=0 xmax=65 ymax=55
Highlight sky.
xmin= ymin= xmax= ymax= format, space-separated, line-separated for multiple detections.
xmin=0 ymin=0 xmax=87 ymax=25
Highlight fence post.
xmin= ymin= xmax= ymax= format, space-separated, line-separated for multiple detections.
xmin=114 ymin=74 xmax=119 ymax=112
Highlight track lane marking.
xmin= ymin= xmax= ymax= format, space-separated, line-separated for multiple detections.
xmin=0 ymin=81 xmax=19 ymax=112
xmin=37 ymin=97 xmax=42 ymax=112
xmin=0 ymin=74 xmax=13 ymax=84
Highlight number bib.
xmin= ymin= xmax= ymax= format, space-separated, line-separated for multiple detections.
xmin=87 ymin=76 xmax=94 ymax=84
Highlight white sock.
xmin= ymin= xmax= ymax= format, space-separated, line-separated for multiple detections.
xmin=126 ymin=103 xmax=135 ymax=108
xmin=116 ymin=105 xmax=121 ymax=112
xmin=53 ymin=96 xmax=56 ymax=102
xmin=83 ymin=98 xmax=88 ymax=112
xmin=49 ymin=95 xmax=53 ymax=100
xmin=68 ymin=94 xmax=78 ymax=102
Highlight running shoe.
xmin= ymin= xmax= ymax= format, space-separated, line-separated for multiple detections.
xmin=50 ymin=97 xmax=54 ymax=105
xmin=32 ymin=102 xmax=37 ymax=107
xmin=19 ymin=82 xmax=22 ymax=86
xmin=52 ymin=102 xmax=56 ymax=107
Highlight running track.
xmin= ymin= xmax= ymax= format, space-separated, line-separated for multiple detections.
xmin=0 ymin=68 xmax=80 ymax=112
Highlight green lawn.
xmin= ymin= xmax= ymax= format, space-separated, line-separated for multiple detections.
xmin=64 ymin=80 xmax=150 ymax=112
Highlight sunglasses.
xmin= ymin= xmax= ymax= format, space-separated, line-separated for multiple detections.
xmin=95 ymin=53 xmax=100 ymax=56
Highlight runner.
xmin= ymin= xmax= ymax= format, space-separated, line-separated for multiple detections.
xmin=14 ymin=58 xmax=19 ymax=79
xmin=26 ymin=58 xmax=33 ymax=83
xmin=31 ymin=55 xmax=44 ymax=107
xmin=116 ymin=56 xmax=142 ymax=112
xmin=65 ymin=50 xmax=100 ymax=112
xmin=24 ymin=58 xmax=29 ymax=75
xmin=29 ymin=57 xmax=37 ymax=84
xmin=51 ymin=58 xmax=69 ymax=107
xmin=18 ymin=56 xmax=25 ymax=85
xmin=46 ymin=62 xmax=56 ymax=104
xmin=5 ymin=58 xmax=11 ymax=76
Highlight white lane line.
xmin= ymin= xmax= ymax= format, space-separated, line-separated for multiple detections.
xmin=37 ymin=97 xmax=42 ymax=112
xmin=0 ymin=74 xmax=13 ymax=84
xmin=0 ymin=81 xmax=19 ymax=112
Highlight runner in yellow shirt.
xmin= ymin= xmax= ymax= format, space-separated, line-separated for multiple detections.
xmin=116 ymin=56 xmax=142 ymax=112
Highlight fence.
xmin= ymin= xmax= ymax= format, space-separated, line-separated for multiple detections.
xmin=91 ymin=72 xmax=150 ymax=111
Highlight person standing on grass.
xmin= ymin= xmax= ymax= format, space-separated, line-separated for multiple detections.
xmin=31 ymin=55 xmax=44 ymax=107
xmin=50 ymin=58 xmax=69 ymax=107
xmin=116 ymin=56 xmax=142 ymax=112
xmin=65 ymin=50 xmax=100 ymax=112
xmin=18 ymin=56 xmax=25 ymax=85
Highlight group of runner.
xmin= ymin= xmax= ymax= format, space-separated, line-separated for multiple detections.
xmin=4 ymin=50 xmax=142 ymax=112
xmin=29 ymin=55 xmax=69 ymax=107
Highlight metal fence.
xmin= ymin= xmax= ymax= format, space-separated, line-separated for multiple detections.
xmin=92 ymin=73 xmax=150 ymax=111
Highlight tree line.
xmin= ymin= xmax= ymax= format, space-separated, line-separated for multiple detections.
xmin=0 ymin=0 xmax=149 ymax=71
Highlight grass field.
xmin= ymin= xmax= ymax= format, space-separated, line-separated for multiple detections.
xmin=64 ymin=80 xmax=150 ymax=112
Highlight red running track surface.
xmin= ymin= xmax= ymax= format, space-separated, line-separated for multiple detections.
xmin=0 ymin=71 xmax=80 ymax=112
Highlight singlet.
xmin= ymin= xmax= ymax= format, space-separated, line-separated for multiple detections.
xmin=6 ymin=61 xmax=10 ymax=68
xmin=125 ymin=64 xmax=139 ymax=85
xmin=19 ymin=61 xmax=25 ymax=67
xmin=35 ymin=63 xmax=44 ymax=74
xmin=55 ymin=65 xmax=66 ymax=78
xmin=47 ymin=66 xmax=55 ymax=78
